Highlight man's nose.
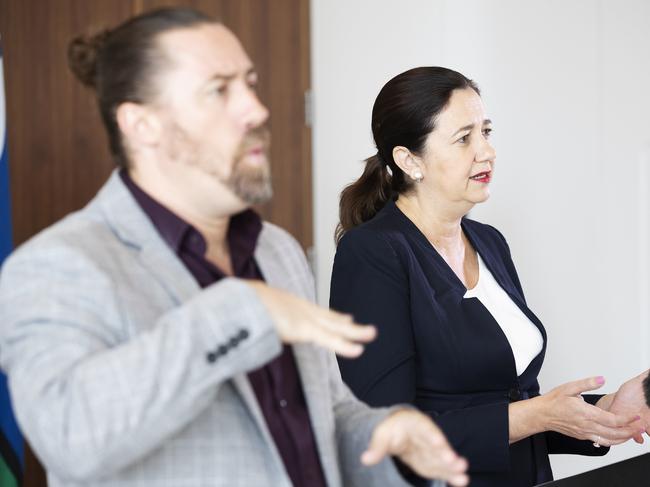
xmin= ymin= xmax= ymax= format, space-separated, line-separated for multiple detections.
xmin=244 ymin=90 xmax=269 ymax=130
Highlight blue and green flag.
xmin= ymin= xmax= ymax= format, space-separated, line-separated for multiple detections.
xmin=1 ymin=38 xmax=24 ymax=487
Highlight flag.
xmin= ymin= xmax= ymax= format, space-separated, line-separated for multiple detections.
xmin=0 ymin=38 xmax=24 ymax=487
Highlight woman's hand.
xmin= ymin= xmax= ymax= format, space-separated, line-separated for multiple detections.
xmin=540 ymin=376 xmax=643 ymax=446
xmin=509 ymin=376 xmax=643 ymax=445
xmin=600 ymin=369 xmax=650 ymax=444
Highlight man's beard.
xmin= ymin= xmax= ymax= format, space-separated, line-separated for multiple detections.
xmin=228 ymin=125 xmax=273 ymax=205
xmin=166 ymin=124 xmax=273 ymax=206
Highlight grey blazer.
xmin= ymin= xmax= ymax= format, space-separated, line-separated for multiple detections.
xmin=0 ymin=172 xmax=437 ymax=487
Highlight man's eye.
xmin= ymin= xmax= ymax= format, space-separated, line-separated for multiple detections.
xmin=214 ymin=84 xmax=228 ymax=95
xmin=247 ymin=78 xmax=258 ymax=90
xmin=457 ymin=134 xmax=468 ymax=143
xmin=483 ymin=127 xmax=493 ymax=138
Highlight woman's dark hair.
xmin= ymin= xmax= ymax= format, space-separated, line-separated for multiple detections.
xmin=335 ymin=67 xmax=480 ymax=243
xmin=67 ymin=7 xmax=215 ymax=168
xmin=643 ymin=372 xmax=650 ymax=407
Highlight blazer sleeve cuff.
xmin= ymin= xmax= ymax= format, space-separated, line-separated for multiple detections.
xmin=191 ymin=278 xmax=282 ymax=375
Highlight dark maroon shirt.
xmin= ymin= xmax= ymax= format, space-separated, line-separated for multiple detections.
xmin=120 ymin=171 xmax=327 ymax=487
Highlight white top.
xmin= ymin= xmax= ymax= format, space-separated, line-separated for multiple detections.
xmin=464 ymin=254 xmax=544 ymax=376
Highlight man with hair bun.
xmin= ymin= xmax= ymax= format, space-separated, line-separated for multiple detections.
xmin=0 ymin=7 xmax=467 ymax=487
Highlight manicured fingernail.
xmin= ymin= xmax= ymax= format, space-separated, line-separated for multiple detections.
xmin=596 ymin=376 xmax=605 ymax=384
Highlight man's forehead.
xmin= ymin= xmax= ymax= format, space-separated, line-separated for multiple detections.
xmin=158 ymin=23 xmax=253 ymax=78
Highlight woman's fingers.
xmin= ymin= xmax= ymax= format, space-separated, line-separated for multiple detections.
xmin=556 ymin=376 xmax=606 ymax=396
xmin=574 ymin=404 xmax=643 ymax=445
xmin=587 ymin=406 xmax=640 ymax=429
xmin=590 ymin=422 xmax=644 ymax=445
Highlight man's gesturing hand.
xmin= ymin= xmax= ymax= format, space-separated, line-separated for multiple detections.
xmin=248 ymin=281 xmax=376 ymax=358
xmin=362 ymin=409 xmax=469 ymax=486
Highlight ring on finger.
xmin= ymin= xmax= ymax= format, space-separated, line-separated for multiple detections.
xmin=593 ymin=435 xmax=601 ymax=448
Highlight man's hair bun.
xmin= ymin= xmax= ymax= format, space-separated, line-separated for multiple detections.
xmin=67 ymin=30 xmax=110 ymax=89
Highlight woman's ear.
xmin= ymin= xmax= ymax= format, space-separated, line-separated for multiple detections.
xmin=392 ymin=146 xmax=423 ymax=182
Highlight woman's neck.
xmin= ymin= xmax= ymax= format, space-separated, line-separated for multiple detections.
xmin=395 ymin=192 xmax=469 ymax=254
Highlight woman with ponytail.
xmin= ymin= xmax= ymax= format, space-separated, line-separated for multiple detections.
xmin=329 ymin=67 xmax=650 ymax=486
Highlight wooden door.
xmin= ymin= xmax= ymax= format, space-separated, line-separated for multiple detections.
xmin=0 ymin=1 xmax=311 ymax=485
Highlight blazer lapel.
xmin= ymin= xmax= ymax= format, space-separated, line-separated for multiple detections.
xmin=95 ymin=171 xmax=200 ymax=304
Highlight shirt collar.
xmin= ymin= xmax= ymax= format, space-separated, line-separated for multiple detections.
xmin=119 ymin=169 xmax=263 ymax=273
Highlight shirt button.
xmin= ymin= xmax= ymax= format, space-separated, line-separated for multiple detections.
xmin=279 ymin=399 xmax=288 ymax=408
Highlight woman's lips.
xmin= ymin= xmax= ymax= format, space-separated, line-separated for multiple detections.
xmin=470 ymin=171 xmax=491 ymax=183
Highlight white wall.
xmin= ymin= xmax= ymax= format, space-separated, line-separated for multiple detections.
xmin=311 ymin=0 xmax=650 ymax=479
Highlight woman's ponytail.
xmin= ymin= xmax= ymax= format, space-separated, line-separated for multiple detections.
xmin=335 ymin=154 xmax=392 ymax=244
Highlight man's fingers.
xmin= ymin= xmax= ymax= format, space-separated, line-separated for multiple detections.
xmin=447 ymin=472 xmax=470 ymax=487
xmin=361 ymin=425 xmax=392 ymax=466
xmin=318 ymin=311 xmax=377 ymax=343
xmin=313 ymin=327 xmax=365 ymax=357
xmin=417 ymin=453 xmax=469 ymax=486
xmin=558 ymin=376 xmax=606 ymax=396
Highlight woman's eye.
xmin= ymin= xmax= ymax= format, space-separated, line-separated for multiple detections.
xmin=458 ymin=134 xmax=468 ymax=143
xmin=483 ymin=127 xmax=493 ymax=138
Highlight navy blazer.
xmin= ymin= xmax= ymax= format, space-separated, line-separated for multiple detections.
xmin=330 ymin=199 xmax=607 ymax=487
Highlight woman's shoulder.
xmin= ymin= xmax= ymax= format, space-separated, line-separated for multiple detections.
xmin=337 ymin=203 xmax=408 ymax=254
xmin=462 ymin=217 xmax=512 ymax=256
xmin=463 ymin=216 xmax=507 ymax=239
xmin=337 ymin=222 xmax=396 ymax=259
xmin=332 ymin=213 xmax=407 ymax=286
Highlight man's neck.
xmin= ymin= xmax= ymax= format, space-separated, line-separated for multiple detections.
xmin=128 ymin=165 xmax=239 ymax=269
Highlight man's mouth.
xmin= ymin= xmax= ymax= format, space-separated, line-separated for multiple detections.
xmin=247 ymin=146 xmax=264 ymax=155
xmin=469 ymin=171 xmax=491 ymax=183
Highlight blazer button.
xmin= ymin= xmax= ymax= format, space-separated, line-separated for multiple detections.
xmin=218 ymin=344 xmax=229 ymax=355
xmin=229 ymin=336 xmax=239 ymax=348
xmin=238 ymin=329 xmax=249 ymax=340
xmin=508 ymin=388 xmax=521 ymax=401
xmin=206 ymin=352 xmax=217 ymax=363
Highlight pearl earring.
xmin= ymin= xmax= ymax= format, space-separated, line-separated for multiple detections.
xmin=412 ymin=171 xmax=423 ymax=182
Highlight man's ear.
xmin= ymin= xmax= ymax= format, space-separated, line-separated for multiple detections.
xmin=115 ymin=102 xmax=162 ymax=149
xmin=392 ymin=146 xmax=423 ymax=180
